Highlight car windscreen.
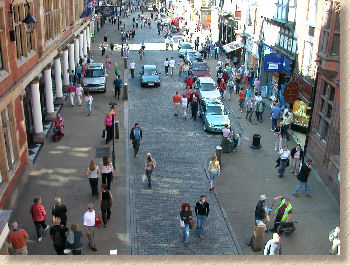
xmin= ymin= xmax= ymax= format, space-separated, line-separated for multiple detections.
xmin=181 ymin=44 xmax=192 ymax=49
xmin=85 ymin=69 xmax=104 ymax=77
xmin=192 ymin=63 xmax=208 ymax=71
xmin=144 ymin=69 xmax=157 ymax=75
xmin=206 ymin=106 xmax=223 ymax=115
xmin=187 ymin=52 xmax=196 ymax=57
xmin=200 ymin=83 xmax=215 ymax=91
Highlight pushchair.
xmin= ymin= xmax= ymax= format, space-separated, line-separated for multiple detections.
xmin=275 ymin=221 xmax=295 ymax=235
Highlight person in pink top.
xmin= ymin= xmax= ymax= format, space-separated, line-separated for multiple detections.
xmin=68 ymin=82 xmax=76 ymax=107
xmin=75 ymin=84 xmax=84 ymax=106
xmin=30 ymin=197 xmax=49 ymax=242
xmin=105 ymin=113 xmax=113 ymax=144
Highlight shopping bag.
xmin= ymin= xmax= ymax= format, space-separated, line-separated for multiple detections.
xmin=142 ymin=174 xmax=147 ymax=182
xmin=179 ymin=219 xmax=185 ymax=228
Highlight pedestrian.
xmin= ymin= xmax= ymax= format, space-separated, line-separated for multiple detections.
xmin=130 ymin=60 xmax=136 ymax=78
xmin=255 ymin=92 xmax=264 ymax=123
xmin=50 ymin=217 xmax=68 ymax=255
xmin=139 ymin=48 xmax=144 ymax=61
xmin=69 ymin=70 xmax=75 ymax=84
xmin=219 ymin=79 xmax=226 ymax=100
xmin=181 ymin=94 xmax=188 ymax=119
xmin=293 ymin=159 xmax=313 ymax=198
xmin=281 ymin=112 xmax=292 ymax=141
xmin=144 ymin=153 xmax=157 ymax=188
xmin=30 ymin=197 xmax=49 ymax=242
xmin=99 ymin=156 xmax=114 ymax=190
xmin=274 ymin=124 xmax=283 ymax=151
xmin=195 ymin=195 xmax=209 ymax=239
xmin=269 ymin=196 xmax=293 ymax=232
xmin=130 ymin=123 xmax=143 ymax=158
xmin=185 ymin=75 xmax=194 ymax=89
xmin=75 ymin=84 xmax=83 ymax=106
xmin=114 ymin=62 xmax=120 ymax=76
xmin=110 ymin=41 xmax=114 ymax=51
xmin=141 ymin=40 xmax=146 ymax=50
xmin=180 ymin=203 xmax=193 ymax=247
xmin=164 ymin=58 xmax=169 ymax=75
xmin=67 ymin=223 xmax=83 ymax=255
xmin=264 ymin=233 xmax=282 ymax=255
xmin=7 ymin=221 xmax=29 ymax=255
xmin=85 ymin=92 xmax=93 ymax=116
xmin=227 ymin=78 xmax=235 ymax=100
xmin=101 ymin=44 xmax=106 ymax=56
xmin=105 ymin=55 xmax=111 ymax=71
xmin=185 ymin=86 xmax=193 ymax=108
xmin=113 ymin=75 xmax=122 ymax=99
xmin=169 ymin=57 xmax=175 ymax=76
xmin=68 ymin=82 xmax=76 ymax=107
xmin=290 ymin=144 xmax=304 ymax=175
xmin=245 ymin=96 xmax=254 ymax=122
xmin=100 ymin=184 xmax=113 ymax=228
xmin=104 ymin=113 xmax=113 ymax=144
xmin=255 ymin=195 xmax=267 ymax=225
xmin=271 ymin=103 xmax=282 ymax=131
xmin=216 ymin=67 xmax=223 ymax=86
xmin=239 ymin=87 xmax=246 ymax=112
xmin=277 ymin=145 xmax=291 ymax=178
xmin=51 ymin=197 xmax=67 ymax=226
xmin=191 ymin=97 xmax=199 ymax=121
xmin=254 ymin=78 xmax=260 ymax=92
xmin=183 ymin=63 xmax=189 ymax=81
xmin=235 ymin=72 xmax=241 ymax=94
xmin=178 ymin=59 xmax=184 ymax=76
xmin=208 ymin=155 xmax=220 ymax=191
xmin=173 ymin=91 xmax=182 ymax=116
xmin=86 ymin=160 xmax=101 ymax=197
xmin=83 ymin=204 xmax=97 ymax=251
xmin=222 ymin=69 xmax=230 ymax=83
xmin=104 ymin=32 xmax=108 ymax=42
xmin=75 ymin=63 xmax=82 ymax=83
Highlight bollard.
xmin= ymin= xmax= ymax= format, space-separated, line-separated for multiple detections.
xmin=114 ymin=120 xmax=120 ymax=139
xmin=251 ymin=221 xmax=266 ymax=251
xmin=216 ymin=145 xmax=222 ymax=165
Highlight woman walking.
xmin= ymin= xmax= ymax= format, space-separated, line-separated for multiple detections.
xmin=208 ymin=155 xmax=220 ymax=191
xmin=100 ymin=156 xmax=114 ymax=190
xmin=139 ymin=48 xmax=144 ymax=61
xmin=105 ymin=56 xmax=111 ymax=72
xmin=67 ymin=223 xmax=83 ymax=255
xmin=86 ymin=160 xmax=101 ymax=197
xmin=290 ymin=144 xmax=304 ymax=176
xmin=105 ymin=113 xmax=113 ymax=144
xmin=144 ymin=153 xmax=157 ymax=188
xmin=85 ymin=92 xmax=93 ymax=116
xmin=52 ymin=198 xmax=68 ymax=226
xmin=178 ymin=59 xmax=184 ymax=77
xmin=277 ymin=145 xmax=291 ymax=178
xmin=182 ymin=94 xmax=188 ymax=119
xmin=100 ymin=184 xmax=113 ymax=227
xmin=180 ymin=203 xmax=193 ymax=247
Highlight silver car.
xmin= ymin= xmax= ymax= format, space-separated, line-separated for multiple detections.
xmin=82 ymin=63 xmax=106 ymax=92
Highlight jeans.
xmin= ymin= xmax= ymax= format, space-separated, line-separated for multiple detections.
xmin=283 ymin=124 xmax=290 ymax=140
xmin=131 ymin=68 xmax=135 ymax=78
xmin=102 ymin=172 xmax=113 ymax=190
xmin=183 ymin=71 xmax=188 ymax=82
xmin=278 ymin=159 xmax=288 ymax=177
xmin=34 ymin=220 xmax=47 ymax=238
xmin=101 ymin=207 xmax=111 ymax=224
xmin=293 ymin=181 xmax=310 ymax=195
xmin=239 ymin=99 xmax=245 ymax=109
xmin=256 ymin=111 xmax=263 ymax=122
xmin=183 ymin=224 xmax=190 ymax=243
xmin=209 ymin=171 xmax=218 ymax=183
xmin=165 ymin=66 xmax=168 ymax=75
xmin=145 ymin=169 xmax=153 ymax=187
xmin=197 ymin=215 xmax=207 ymax=237
xmin=235 ymin=82 xmax=240 ymax=94
xmin=220 ymin=90 xmax=225 ymax=100
xmin=272 ymin=118 xmax=278 ymax=130
xmin=291 ymin=158 xmax=301 ymax=174
xmin=246 ymin=108 xmax=253 ymax=121
xmin=132 ymin=139 xmax=140 ymax=156
xmin=89 ymin=178 xmax=99 ymax=196
xmin=114 ymin=86 xmax=121 ymax=98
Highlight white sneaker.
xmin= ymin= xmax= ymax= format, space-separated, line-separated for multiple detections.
xmin=38 ymin=237 xmax=42 ymax=242
xmin=44 ymin=225 xmax=49 ymax=232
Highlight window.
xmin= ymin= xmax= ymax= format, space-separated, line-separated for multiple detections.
xmin=320 ymin=1 xmax=340 ymax=56
xmin=44 ymin=0 xmax=63 ymax=43
xmin=307 ymin=0 xmax=318 ymax=27
xmin=0 ymin=7 xmax=5 ymax=71
xmin=73 ymin=0 xmax=84 ymax=23
xmin=317 ymin=82 xmax=335 ymax=143
xmin=0 ymin=105 xmax=16 ymax=172
xmin=302 ymin=41 xmax=313 ymax=76
xmin=331 ymin=13 xmax=340 ymax=55
xmin=274 ymin=0 xmax=296 ymax=23
xmin=288 ymin=0 xmax=296 ymax=22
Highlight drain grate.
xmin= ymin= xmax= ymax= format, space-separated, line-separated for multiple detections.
xmin=95 ymin=147 xmax=110 ymax=158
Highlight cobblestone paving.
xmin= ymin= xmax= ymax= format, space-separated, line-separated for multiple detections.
xmin=125 ymin=16 xmax=242 ymax=254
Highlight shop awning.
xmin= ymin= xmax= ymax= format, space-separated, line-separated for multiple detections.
xmin=223 ymin=41 xmax=244 ymax=53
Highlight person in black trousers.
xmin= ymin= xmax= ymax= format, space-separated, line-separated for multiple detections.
xmin=100 ymin=184 xmax=113 ymax=228
xmin=50 ymin=217 xmax=68 ymax=255
xmin=195 ymin=195 xmax=210 ymax=239
xmin=52 ymin=198 xmax=68 ymax=226
xmin=113 ymin=75 xmax=122 ymax=99
xmin=293 ymin=159 xmax=313 ymax=197
xmin=191 ymin=97 xmax=199 ymax=121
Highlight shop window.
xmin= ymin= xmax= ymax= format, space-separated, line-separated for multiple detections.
xmin=331 ymin=14 xmax=340 ymax=56
xmin=1 ymin=106 xmax=16 ymax=171
xmin=317 ymin=82 xmax=335 ymax=143
xmin=321 ymin=1 xmax=340 ymax=56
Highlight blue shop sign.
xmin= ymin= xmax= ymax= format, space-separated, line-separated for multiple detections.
xmin=262 ymin=45 xmax=272 ymax=56
xmin=100 ymin=6 xmax=115 ymax=17
xmin=264 ymin=53 xmax=284 ymax=72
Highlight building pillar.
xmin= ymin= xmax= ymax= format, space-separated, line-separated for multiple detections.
xmin=83 ymin=29 xmax=88 ymax=56
xmin=79 ymin=33 xmax=84 ymax=59
xmin=30 ymin=80 xmax=44 ymax=143
xmin=62 ymin=49 xmax=69 ymax=87
xmin=43 ymin=66 xmax=55 ymax=121
xmin=68 ymin=43 xmax=75 ymax=74
xmin=74 ymin=38 xmax=80 ymax=65
xmin=54 ymin=56 xmax=64 ymax=105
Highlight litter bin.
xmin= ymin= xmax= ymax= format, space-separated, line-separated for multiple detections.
xmin=251 ymin=134 xmax=261 ymax=149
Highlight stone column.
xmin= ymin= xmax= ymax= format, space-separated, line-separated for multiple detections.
xmin=68 ymin=43 xmax=75 ymax=74
xmin=86 ymin=26 xmax=91 ymax=52
xmin=74 ymin=38 xmax=80 ymax=65
xmin=30 ymin=79 xmax=44 ymax=143
xmin=43 ymin=66 xmax=55 ymax=121
xmin=79 ymin=33 xmax=84 ymax=59
xmin=83 ymin=29 xmax=88 ymax=56
xmin=54 ymin=56 xmax=64 ymax=105
xmin=62 ymin=49 xmax=69 ymax=87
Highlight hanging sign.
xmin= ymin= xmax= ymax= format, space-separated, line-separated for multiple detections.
xmin=283 ymin=81 xmax=300 ymax=103
xmin=100 ymin=6 xmax=115 ymax=17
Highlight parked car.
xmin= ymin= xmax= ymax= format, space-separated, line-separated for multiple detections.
xmin=184 ymin=50 xmax=203 ymax=65
xmin=191 ymin=62 xmax=210 ymax=80
xmin=140 ymin=65 xmax=161 ymax=87
xmin=195 ymin=77 xmax=221 ymax=101
xmin=178 ymin=42 xmax=193 ymax=57
xmin=82 ymin=63 xmax=106 ymax=92
xmin=200 ymin=99 xmax=231 ymax=133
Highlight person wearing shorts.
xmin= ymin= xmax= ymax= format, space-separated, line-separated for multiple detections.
xmin=173 ymin=91 xmax=182 ymax=116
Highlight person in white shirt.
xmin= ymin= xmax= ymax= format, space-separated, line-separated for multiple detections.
xmin=130 ymin=60 xmax=136 ymax=78
xmin=165 ymin=37 xmax=170 ymax=50
xmin=83 ymin=204 xmax=97 ymax=251
xmin=181 ymin=94 xmax=188 ymax=119
xmin=169 ymin=57 xmax=175 ymax=77
xmin=164 ymin=58 xmax=169 ymax=75
xmin=277 ymin=145 xmax=291 ymax=178
xmin=75 ymin=84 xmax=84 ymax=106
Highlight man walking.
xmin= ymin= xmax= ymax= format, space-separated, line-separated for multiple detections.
xmin=113 ymin=75 xmax=122 ymax=99
xmin=7 ymin=222 xmax=29 ymax=255
xmin=255 ymin=195 xmax=267 ymax=225
xmin=83 ymin=204 xmax=97 ymax=251
xmin=191 ymin=97 xmax=199 ymax=121
xmin=264 ymin=233 xmax=282 ymax=255
xmin=277 ymin=145 xmax=291 ymax=178
xmin=195 ymin=195 xmax=210 ymax=239
xmin=169 ymin=57 xmax=175 ymax=77
xmin=164 ymin=58 xmax=169 ymax=75
xmin=173 ymin=91 xmax=182 ymax=116
xmin=30 ymin=197 xmax=49 ymax=242
xmin=271 ymin=103 xmax=281 ymax=131
xmin=68 ymin=82 xmax=76 ymax=107
xmin=130 ymin=60 xmax=136 ymax=78
xmin=293 ymin=159 xmax=313 ymax=197
xmin=130 ymin=123 xmax=143 ymax=158
xmin=269 ymin=196 xmax=293 ymax=232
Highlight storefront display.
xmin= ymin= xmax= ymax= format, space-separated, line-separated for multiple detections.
xmin=291 ymin=100 xmax=311 ymax=134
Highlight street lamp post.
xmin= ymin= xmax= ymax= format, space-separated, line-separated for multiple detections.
xmin=109 ymin=102 xmax=117 ymax=169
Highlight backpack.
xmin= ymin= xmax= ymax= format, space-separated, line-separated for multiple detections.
xmin=53 ymin=227 xmax=63 ymax=246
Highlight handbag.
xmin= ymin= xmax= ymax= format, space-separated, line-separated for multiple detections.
xmin=142 ymin=174 xmax=147 ymax=182
xmin=179 ymin=219 xmax=185 ymax=228
xmin=189 ymin=219 xmax=194 ymax=229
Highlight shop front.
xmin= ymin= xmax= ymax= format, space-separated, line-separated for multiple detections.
xmin=244 ymin=38 xmax=259 ymax=74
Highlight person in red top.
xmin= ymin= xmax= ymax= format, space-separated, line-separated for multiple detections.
xmin=173 ymin=91 xmax=182 ymax=116
xmin=68 ymin=82 xmax=76 ymax=107
xmin=105 ymin=113 xmax=113 ymax=144
xmin=185 ymin=75 xmax=194 ymax=89
xmin=30 ymin=197 xmax=49 ymax=242
xmin=184 ymin=86 xmax=193 ymax=108
xmin=7 ymin=221 xmax=29 ymax=255
xmin=239 ymin=88 xmax=246 ymax=112
xmin=219 ymin=79 xmax=226 ymax=100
